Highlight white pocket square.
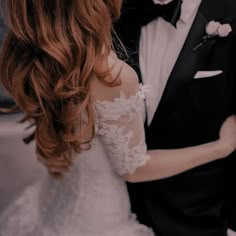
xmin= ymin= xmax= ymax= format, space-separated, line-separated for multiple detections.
xmin=194 ymin=70 xmax=223 ymax=79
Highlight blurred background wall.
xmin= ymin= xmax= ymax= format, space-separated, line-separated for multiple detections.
xmin=0 ymin=18 xmax=11 ymax=108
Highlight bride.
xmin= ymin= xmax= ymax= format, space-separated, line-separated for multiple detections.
xmin=0 ymin=0 xmax=236 ymax=235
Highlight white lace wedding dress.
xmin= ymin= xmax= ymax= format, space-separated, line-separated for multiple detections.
xmin=0 ymin=65 xmax=154 ymax=236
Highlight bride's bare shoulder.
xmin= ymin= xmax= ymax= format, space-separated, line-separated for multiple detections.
xmin=90 ymin=52 xmax=139 ymax=102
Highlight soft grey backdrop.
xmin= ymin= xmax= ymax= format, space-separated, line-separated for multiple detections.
xmin=0 ymin=114 xmax=45 ymax=212
xmin=0 ymin=18 xmax=15 ymax=107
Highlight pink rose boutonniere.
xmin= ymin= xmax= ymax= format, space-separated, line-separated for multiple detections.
xmin=206 ymin=21 xmax=232 ymax=37
xmin=193 ymin=21 xmax=232 ymax=51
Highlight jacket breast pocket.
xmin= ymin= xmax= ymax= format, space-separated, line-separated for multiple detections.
xmin=189 ymin=73 xmax=228 ymax=118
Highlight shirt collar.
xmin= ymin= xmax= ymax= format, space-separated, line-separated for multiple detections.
xmin=153 ymin=0 xmax=202 ymax=24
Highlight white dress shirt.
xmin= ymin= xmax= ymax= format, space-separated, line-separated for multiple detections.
xmin=139 ymin=0 xmax=202 ymax=125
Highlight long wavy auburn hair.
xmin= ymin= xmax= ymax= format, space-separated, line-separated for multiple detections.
xmin=0 ymin=0 xmax=122 ymax=176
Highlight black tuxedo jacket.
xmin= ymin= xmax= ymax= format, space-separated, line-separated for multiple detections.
xmin=114 ymin=0 xmax=236 ymax=235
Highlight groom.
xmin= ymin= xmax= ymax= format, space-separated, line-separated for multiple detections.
xmin=115 ymin=0 xmax=236 ymax=235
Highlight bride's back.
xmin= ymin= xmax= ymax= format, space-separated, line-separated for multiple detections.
xmin=90 ymin=52 xmax=140 ymax=104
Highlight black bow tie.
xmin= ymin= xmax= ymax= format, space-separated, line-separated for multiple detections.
xmin=142 ymin=0 xmax=183 ymax=27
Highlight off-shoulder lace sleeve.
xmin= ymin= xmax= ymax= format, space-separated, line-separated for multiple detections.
xmin=94 ymin=85 xmax=150 ymax=176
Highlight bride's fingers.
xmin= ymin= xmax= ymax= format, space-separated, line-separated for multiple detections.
xmin=37 ymin=155 xmax=70 ymax=167
xmin=48 ymin=166 xmax=70 ymax=173
xmin=39 ymin=160 xmax=69 ymax=168
xmin=43 ymin=162 xmax=70 ymax=171
xmin=48 ymin=171 xmax=64 ymax=179
xmin=39 ymin=159 xmax=69 ymax=168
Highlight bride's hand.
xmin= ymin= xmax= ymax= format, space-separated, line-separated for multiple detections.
xmin=37 ymin=153 xmax=70 ymax=178
xmin=218 ymin=115 xmax=236 ymax=157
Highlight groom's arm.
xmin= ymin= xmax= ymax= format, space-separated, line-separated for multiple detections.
xmin=226 ymin=12 xmax=236 ymax=231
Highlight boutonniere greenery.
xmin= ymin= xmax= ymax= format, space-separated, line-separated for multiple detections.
xmin=193 ymin=21 xmax=232 ymax=51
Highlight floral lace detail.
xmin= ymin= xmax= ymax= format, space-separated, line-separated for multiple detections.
xmin=93 ymin=84 xmax=148 ymax=121
xmin=98 ymin=123 xmax=150 ymax=175
xmin=94 ymin=84 xmax=150 ymax=176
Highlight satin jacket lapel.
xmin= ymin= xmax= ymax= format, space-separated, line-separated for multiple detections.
xmin=154 ymin=3 xmax=224 ymax=116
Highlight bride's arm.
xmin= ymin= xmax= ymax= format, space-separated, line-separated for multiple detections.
xmin=125 ymin=133 xmax=234 ymax=183
xmin=92 ymin=65 xmax=236 ymax=183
